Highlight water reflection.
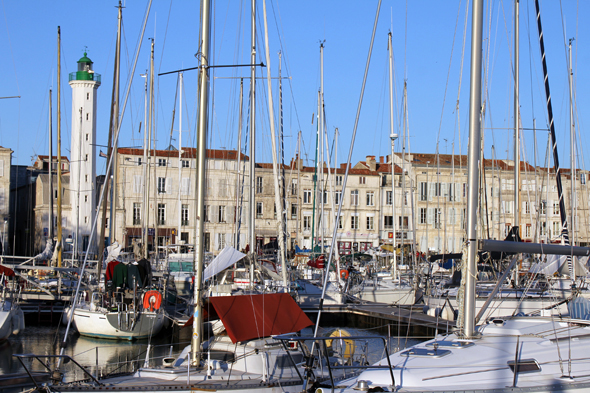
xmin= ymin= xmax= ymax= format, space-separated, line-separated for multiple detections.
xmin=3 ymin=325 xmax=186 ymax=381
xmin=2 ymin=324 xmax=421 ymax=382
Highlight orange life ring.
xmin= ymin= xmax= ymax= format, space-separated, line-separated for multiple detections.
xmin=340 ymin=269 xmax=349 ymax=280
xmin=143 ymin=290 xmax=162 ymax=312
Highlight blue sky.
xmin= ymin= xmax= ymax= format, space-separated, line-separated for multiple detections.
xmin=1 ymin=1 xmax=588 ymax=173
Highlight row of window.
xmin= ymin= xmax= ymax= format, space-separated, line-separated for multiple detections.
xmin=128 ymin=200 xmax=565 ymax=242
xmin=300 ymin=189 xmax=406 ymax=206
xmin=128 ymin=157 xmax=192 ymax=168
xmin=132 ymin=202 xmax=189 ymax=226
xmin=254 ymin=176 xmax=374 ymax=195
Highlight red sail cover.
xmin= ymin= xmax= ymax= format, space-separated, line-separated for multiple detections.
xmin=0 ymin=265 xmax=15 ymax=277
xmin=209 ymin=293 xmax=313 ymax=343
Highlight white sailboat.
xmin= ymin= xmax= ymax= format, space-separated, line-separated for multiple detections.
xmin=0 ymin=267 xmax=24 ymax=341
xmin=330 ymin=1 xmax=590 ymax=392
xmin=38 ymin=1 xmax=348 ymax=391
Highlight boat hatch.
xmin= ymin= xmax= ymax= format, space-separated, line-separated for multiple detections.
xmin=400 ymin=348 xmax=451 ymax=358
xmin=425 ymin=341 xmax=474 ymax=349
xmin=507 ymin=359 xmax=541 ymax=373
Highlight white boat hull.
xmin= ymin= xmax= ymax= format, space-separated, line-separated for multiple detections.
xmin=72 ymin=307 xmax=166 ymax=340
xmin=0 ymin=300 xmax=24 ymax=341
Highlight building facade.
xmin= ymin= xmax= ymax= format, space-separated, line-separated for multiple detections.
xmin=0 ymin=147 xmax=12 ymax=255
xmin=22 ymin=145 xmax=590 ymax=258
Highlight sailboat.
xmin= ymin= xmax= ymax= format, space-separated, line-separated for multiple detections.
xmin=0 ymin=266 xmax=24 ymax=341
xmin=63 ymin=3 xmax=166 ymax=341
xmin=27 ymin=1 xmax=361 ymax=391
xmin=326 ymin=1 xmax=590 ymax=392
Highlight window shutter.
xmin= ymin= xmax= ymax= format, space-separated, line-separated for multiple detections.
xmin=420 ymin=236 xmax=428 ymax=253
xmin=227 ymin=206 xmax=235 ymax=223
xmin=427 ymin=208 xmax=434 ymax=225
xmin=133 ymin=175 xmax=142 ymax=194
xmin=181 ymin=178 xmax=190 ymax=196
xmin=166 ymin=177 xmax=172 ymax=194
xmin=0 ymin=160 xmax=4 ymax=177
xmin=447 ymin=237 xmax=454 ymax=253
xmin=428 ymin=182 xmax=434 ymax=201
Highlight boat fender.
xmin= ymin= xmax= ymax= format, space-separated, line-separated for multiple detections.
xmin=12 ymin=309 xmax=24 ymax=336
xmin=441 ymin=305 xmax=454 ymax=321
xmin=340 ymin=270 xmax=349 ymax=280
xmin=11 ymin=316 xmax=19 ymax=336
xmin=143 ymin=290 xmax=162 ymax=312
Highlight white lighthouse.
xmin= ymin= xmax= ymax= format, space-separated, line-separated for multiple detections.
xmin=69 ymin=52 xmax=100 ymax=255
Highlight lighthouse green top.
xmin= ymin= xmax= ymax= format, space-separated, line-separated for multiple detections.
xmin=77 ymin=52 xmax=93 ymax=65
xmin=69 ymin=51 xmax=101 ymax=83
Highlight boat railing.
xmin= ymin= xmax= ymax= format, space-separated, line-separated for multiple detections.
xmin=13 ymin=354 xmax=103 ymax=389
xmin=275 ymin=334 xmax=396 ymax=391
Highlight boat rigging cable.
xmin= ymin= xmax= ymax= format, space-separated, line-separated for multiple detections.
xmin=304 ymin=0 xmax=382 ymax=389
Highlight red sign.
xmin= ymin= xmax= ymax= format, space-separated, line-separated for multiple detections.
xmin=388 ymin=232 xmax=393 ymax=239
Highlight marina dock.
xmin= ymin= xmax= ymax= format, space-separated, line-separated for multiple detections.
xmin=302 ymin=302 xmax=455 ymax=336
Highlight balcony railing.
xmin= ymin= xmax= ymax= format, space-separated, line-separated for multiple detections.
xmin=181 ymin=220 xmax=189 ymax=226
xmin=69 ymin=71 xmax=101 ymax=83
xmin=133 ymin=219 xmax=141 ymax=226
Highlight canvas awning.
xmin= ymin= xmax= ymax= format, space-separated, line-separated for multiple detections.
xmin=203 ymin=246 xmax=246 ymax=282
xmin=208 ymin=293 xmax=313 ymax=343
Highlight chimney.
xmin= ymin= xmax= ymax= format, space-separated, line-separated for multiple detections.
xmin=379 ymin=156 xmax=384 ymax=164
xmin=366 ymin=155 xmax=376 ymax=171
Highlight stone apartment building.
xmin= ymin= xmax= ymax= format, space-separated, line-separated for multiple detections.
xmin=32 ymin=156 xmax=72 ymax=254
xmin=108 ymin=148 xmax=590 ymax=257
xmin=411 ymin=153 xmax=590 ymax=253
xmin=112 ymin=147 xmax=250 ymax=253
xmin=19 ymin=146 xmax=590 ymax=258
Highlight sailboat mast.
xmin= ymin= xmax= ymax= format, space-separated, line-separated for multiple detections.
xmin=110 ymin=1 xmax=122 ymax=246
xmin=49 ymin=90 xmax=54 ymax=242
xmin=463 ymin=0 xmax=484 ymax=339
xmin=148 ymin=40 xmax=155 ymax=257
xmin=262 ymin=0 xmax=287 ymax=286
xmin=140 ymin=70 xmax=147 ymax=256
xmin=514 ymin=0 xmax=520 ymax=235
xmin=143 ymin=41 xmax=154 ymax=258
xmin=249 ymin=0 xmax=256 ymax=258
xmin=388 ymin=32 xmax=398 ymax=279
xmin=191 ymin=0 xmax=211 ymax=366
xmin=234 ymin=79 xmax=244 ymax=249
xmin=278 ymin=51 xmax=288 ymax=269
xmin=56 ymin=26 xmax=63 ymax=268
xmin=533 ymin=0 xmax=571 ymax=267
xmin=177 ymin=72 xmax=183 ymax=243
xmin=568 ymin=40 xmax=575 ymax=246
xmin=319 ymin=43 xmax=325 ymax=251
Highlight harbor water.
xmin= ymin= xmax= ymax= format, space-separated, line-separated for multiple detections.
xmin=0 ymin=323 xmax=422 ymax=383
